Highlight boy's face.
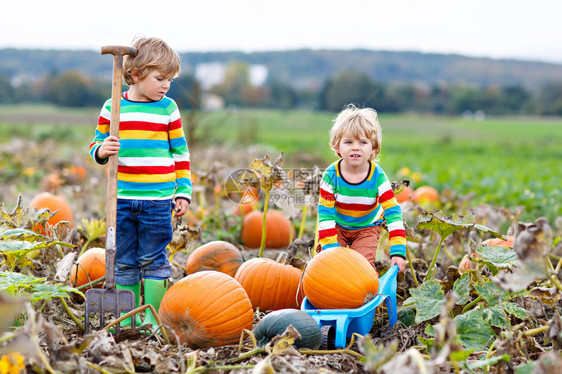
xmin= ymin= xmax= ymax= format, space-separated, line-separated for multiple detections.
xmin=131 ymin=69 xmax=173 ymax=102
xmin=336 ymin=133 xmax=375 ymax=165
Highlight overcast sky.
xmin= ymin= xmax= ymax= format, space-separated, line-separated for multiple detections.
xmin=2 ymin=0 xmax=560 ymax=63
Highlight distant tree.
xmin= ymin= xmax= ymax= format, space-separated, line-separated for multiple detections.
xmin=267 ymin=80 xmax=297 ymax=109
xmin=0 ymin=75 xmax=12 ymax=103
xmin=167 ymin=74 xmax=201 ymax=110
xmin=319 ymin=70 xmax=388 ymax=112
xmin=41 ymin=71 xmax=103 ymax=107
xmin=538 ymin=83 xmax=562 ymax=115
xmin=210 ymin=61 xmax=251 ymax=106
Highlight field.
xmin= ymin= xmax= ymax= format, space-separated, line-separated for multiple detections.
xmin=1 ymin=104 xmax=562 ymax=373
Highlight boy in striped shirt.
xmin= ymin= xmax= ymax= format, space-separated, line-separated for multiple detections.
xmin=89 ymin=37 xmax=191 ymax=329
xmin=317 ymin=104 xmax=406 ymax=273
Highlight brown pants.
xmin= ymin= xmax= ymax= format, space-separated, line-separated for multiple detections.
xmin=317 ymin=225 xmax=381 ymax=268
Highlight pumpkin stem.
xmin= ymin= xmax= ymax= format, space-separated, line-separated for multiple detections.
xmin=406 ymin=244 xmax=419 ymax=287
xmin=275 ymin=251 xmax=288 ymax=265
xmin=258 ymin=190 xmax=270 ymax=257
xmin=297 ymin=205 xmax=308 ymax=240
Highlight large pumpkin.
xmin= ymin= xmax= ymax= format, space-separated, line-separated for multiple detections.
xmin=302 ymin=247 xmax=379 ymax=309
xmin=241 ymin=210 xmax=294 ymax=249
xmin=29 ymin=192 xmax=75 ymax=234
xmin=235 ymin=253 xmax=305 ymax=311
xmin=159 ymin=271 xmax=254 ymax=348
xmin=69 ymin=247 xmax=106 ymax=289
xmin=254 ymin=309 xmax=322 ymax=349
xmin=186 ymin=241 xmax=243 ymax=277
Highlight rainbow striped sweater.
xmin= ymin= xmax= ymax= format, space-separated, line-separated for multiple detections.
xmin=317 ymin=160 xmax=406 ymax=258
xmin=89 ymin=94 xmax=192 ymax=201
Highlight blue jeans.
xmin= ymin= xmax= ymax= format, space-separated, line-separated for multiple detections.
xmin=115 ymin=199 xmax=173 ymax=285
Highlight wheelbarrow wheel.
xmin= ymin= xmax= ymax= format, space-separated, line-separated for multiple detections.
xmin=320 ymin=325 xmax=336 ymax=350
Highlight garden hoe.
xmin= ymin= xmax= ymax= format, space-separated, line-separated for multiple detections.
xmin=84 ymin=46 xmax=137 ymax=334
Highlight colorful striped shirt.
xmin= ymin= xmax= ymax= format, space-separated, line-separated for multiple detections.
xmin=89 ymin=94 xmax=192 ymax=201
xmin=317 ymin=160 xmax=406 ymax=258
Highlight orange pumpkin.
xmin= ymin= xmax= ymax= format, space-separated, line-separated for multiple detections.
xmin=159 ymin=271 xmax=254 ymax=348
xmin=29 ymin=192 xmax=75 ymax=234
xmin=241 ymin=210 xmax=294 ymax=249
xmin=303 ymin=247 xmax=379 ymax=309
xmin=483 ymin=236 xmax=514 ymax=248
xmin=235 ymin=253 xmax=305 ymax=311
xmin=395 ymin=186 xmax=416 ymax=203
xmin=414 ymin=186 xmax=439 ymax=206
xmin=233 ymin=201 xmax=258 ymax=216
xmin=186 ymin=241 xmax=244 ymax=277
xmin=69 ymin=247 xmax=106 ymax=289
xmin=458 ymin=254 xmax=477 ymax=271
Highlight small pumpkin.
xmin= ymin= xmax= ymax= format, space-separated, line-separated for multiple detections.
xmin=29 ymin=192 xmax=75 ymax=234
xmin=241 ymin=210 xmax=294 ymax=249
xmin=69 ymin=247 xmax=106 ymax=289
xmin=483 ymin=236 xmax=514 ymax=248
xmin=235 ymin=252 xmax=304 ymax=311
xmin=458 ymin=254 xmax=477 ymax=271
xmin=254 ymin=308 xmax=321 ymax=349
xmin=414 ymin=186 xmax=439 ymax=206
xmin=159 ymin=271 xmax=254 ymax=348
xmin=395 ymin=186 xmax=416 ymax=204
xmin=303 ymin=246 xmax=379 ymax=309
xmin=186 ymin=241 xmax=243 ymax=277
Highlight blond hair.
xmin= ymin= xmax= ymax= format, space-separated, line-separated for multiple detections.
xmin=123 ymin=37 xmax=180 ymax=85
xmin=329 ymin=104 xmax=382 ymax=161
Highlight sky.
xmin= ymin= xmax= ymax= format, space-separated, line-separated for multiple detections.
xmin=2 ymin=0 xmax=561 ymax=64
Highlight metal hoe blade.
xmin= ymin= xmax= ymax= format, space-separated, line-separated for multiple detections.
xmin=84 ymin=227 xmax=135 ymax=334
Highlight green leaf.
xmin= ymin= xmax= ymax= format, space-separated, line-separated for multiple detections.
xmin=515 ymin=361 xmax=535 ymax=374
xmin=403 ymin=280 xmax=445 ymax=323
xmin=455 ymin=309 xmax=495 ymax=350
xmin=474 ymin=280 xmax=504 ymax=306
xmin=0 ymin=272 xmax=44 ymax=294
xmin=503 ymin=302 xmax=532 ymax=320
xmin=466 ymin=354 xmax=511 ymax=370
xmin=30 ymin=283 xmax=82 ymax=303
xmin=453 ymin=274 xmax=471 ymax=306
xmin=476 ymin=245 xmax=520 ymax=271
xmin=416 ymin=211 xmax=473 ymax=239
xmin=397 ymin=306 xmax=416 ymax=327
xmin=481 ymin=305 xmax=510 ymax=329
xmin=0 ymin=272 xmax=82 ymax=303
xmin=0 ymin=228 xmax=45 ymax=242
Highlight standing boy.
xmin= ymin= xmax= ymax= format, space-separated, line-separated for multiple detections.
xmin=317 ymin=104 xmax=406 ymax=273
xmin=89 ymin=37 xmax=191 ymax=329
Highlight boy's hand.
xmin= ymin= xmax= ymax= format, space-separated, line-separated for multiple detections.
xmin=98 ymin=135 xmax=120 ymax=159
xmin=390 ymin=256 xmax=406 ymax=273
xmin=174 ymin=198 xmax=190 ymax=217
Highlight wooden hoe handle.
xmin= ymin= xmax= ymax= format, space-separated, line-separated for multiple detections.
xmin=101 ymin=45 xmax=137 ymax=288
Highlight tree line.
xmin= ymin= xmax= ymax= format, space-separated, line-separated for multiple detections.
xmin=1 ymin=65 xmax=561 ymax=115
